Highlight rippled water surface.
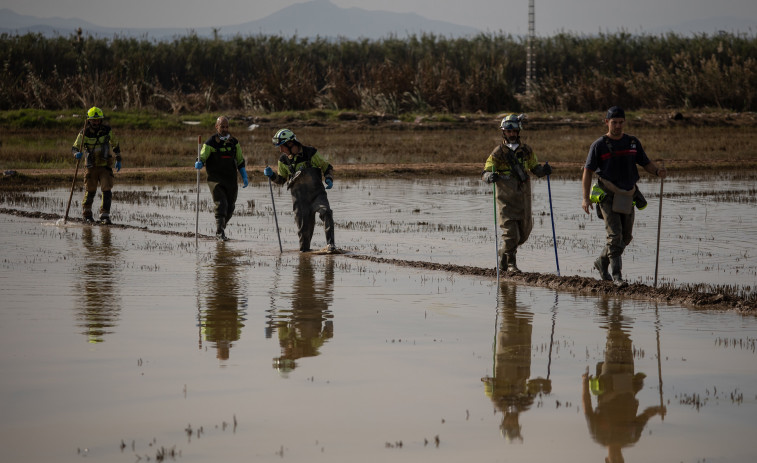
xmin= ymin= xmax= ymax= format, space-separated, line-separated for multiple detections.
xmin=1 ymin=176 xmax=755 ymax=462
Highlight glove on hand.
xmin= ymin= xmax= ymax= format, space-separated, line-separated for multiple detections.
xmin=195 ymin=161 xmax=203 ymax=170
xmin=239 ymin=167 xmax=249 ymax=188
xmin=483 ymin=172 xmax=499 ymax=184
xmin=542 ymin=163 xmax=553 ymax=176
xmin=325 ymin=178 xmax=333 ymax=189
xmin=74 ymin=151 xmax=83 ymax=160
xmin=115 ymin=161 xmax=122 ymax=172
xmin=263 ymin=166 xmax=274 ymax=178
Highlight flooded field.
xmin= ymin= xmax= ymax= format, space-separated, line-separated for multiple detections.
xmin=1 ymin=174 xmax=756 ymax=462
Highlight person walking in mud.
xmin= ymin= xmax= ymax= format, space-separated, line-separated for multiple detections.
xmin=482 ymin=114 xmax=552 ymax=273
xmin=264 ymin=129 xmax=336 ymax=253
xmin=194 ymin=116 xmax=249 ymax=241
xmin=72 ymin=106 xmax=122 ymax=224
xmin=582 ymin=107 xmax=667 ymax=286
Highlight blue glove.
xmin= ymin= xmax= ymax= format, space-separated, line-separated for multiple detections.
xmin=325 ymin=178 xmax=333 ymax=189
xmin=195 ymin=161 xmax=203 ymax=170
xmin=115 ymin=161 xmax=121 ymax=172
xmin=263 ymin=166 xmax=274 ymax=178
xmin=74 ymin=151 xmax=83 ymax=160
xmin=239 ymin=167 xmax=249 ymax=188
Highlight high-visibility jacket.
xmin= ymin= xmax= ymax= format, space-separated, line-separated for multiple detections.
xmin=200 ymin=134 xmax=245 ymax=186
xmin=72 ymin=123 xmax=120 ymax=168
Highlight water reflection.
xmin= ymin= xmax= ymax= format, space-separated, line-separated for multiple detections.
xmin=482 ymin=282 xmax=552 ymax=442
xmin=270 ymin=255 xmax=334 ymax=375
xmin=198 ymin=243 xmax=248 ymax=360
xmin=582 ymin=298 xmax=666 ymax=463
xmin=74 ymin=226 xmax=122 ymax=343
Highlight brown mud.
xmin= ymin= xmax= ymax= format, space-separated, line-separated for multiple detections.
xmin=344 ymin=255 xmax=757 ymax=314
xmin=5 ymin=206 xmax=753 ymax=314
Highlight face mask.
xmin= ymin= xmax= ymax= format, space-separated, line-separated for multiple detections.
xmin=219 ymin=134 xmax=230 ymax=141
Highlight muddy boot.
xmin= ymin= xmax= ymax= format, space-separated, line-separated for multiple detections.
xmin=323 ymin=210 xmax=336 ymax=253
xmin=594 ymin=255 xmax=612 ymax=281
xmin=215 ymin=217 xmax=228 ymax=241
xmin=506 ymin=254 xmax=520 ymax=273
xmin=498 ymin=253 xmax=507 ymax=273
xmin=83 ymin=191 xmax=95 ymax=222
xmin=99 ymin=191 xmax=112 ymax=224
xmin=609 ymin=256 xmax=626 ymax=287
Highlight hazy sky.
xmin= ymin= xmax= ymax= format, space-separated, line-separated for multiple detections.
xmin=5 ymin=0 xmax=757 ymax=35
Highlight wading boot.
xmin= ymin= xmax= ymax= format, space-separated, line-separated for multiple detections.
xmin=215 ymin=217 xmax=228 ymax=241
xmin=594 ymin=255 xmax=612 ymax=281
xmin=83 ymin=212 xmax=95 ymax=224
xmin=609 ymin=256 xmax=627 ymax=287
xmin=506 ymin=254 xmax=521 ymax=273
xmin=324 ymin=213 xmax=336 ymax=253
xmin=100 ymin=191 xmax=112 ymax=224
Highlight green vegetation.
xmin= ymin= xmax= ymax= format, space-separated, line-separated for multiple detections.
xmin=2 ymin=31 xmax=756 ymax=114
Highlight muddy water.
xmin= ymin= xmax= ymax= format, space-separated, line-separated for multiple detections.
xmin=1 ymin=176 xmax=756 ymax=462
xmin=4 ymin=174 xmax=755 ymax=292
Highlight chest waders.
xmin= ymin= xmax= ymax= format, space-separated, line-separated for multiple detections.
xmin=204 ymin=136 xmax=242 ymax=241
xmin=288 ymin=167 xmax=334 ymax=252
xmin=493 ymin=147 xmax=534 ymax=273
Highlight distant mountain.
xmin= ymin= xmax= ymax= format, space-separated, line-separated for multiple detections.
xmin=646 ymin=16 xmax=757 ymax=36
xmin=0 ymin=1 xmax=481 ymax=41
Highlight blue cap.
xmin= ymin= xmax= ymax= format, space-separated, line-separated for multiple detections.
xmin=606 ymin=106 xmax=625 ymax=119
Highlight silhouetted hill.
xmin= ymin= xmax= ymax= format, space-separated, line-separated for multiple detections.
xmin=0 ymin=1 xmax=481 ymax=40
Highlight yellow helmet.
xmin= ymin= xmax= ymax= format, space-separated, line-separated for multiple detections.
xmin=87 ymin=107 xmax=104 ymax=119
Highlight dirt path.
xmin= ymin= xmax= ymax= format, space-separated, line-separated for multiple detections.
xmin=4 ymin=206 xmax=754 ymax=314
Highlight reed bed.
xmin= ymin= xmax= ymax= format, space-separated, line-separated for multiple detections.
xmin=2 ymin=31 xmax=756 ymax=113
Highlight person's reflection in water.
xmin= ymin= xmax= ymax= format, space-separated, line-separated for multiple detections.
xmin=75 ymin=226 xmax=122 ymax=343
xmin=272 ymin=255 xmax=334 ymax=375
xmin=482 ymin=282 xmax=551 ymax=442
xmin=199 ymin=243 xmax=247 ymax=361
xmin=582 ymin=297 xmax=666 ymax=463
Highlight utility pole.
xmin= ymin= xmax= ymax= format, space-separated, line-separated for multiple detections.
xmin=526 ymin=0 xmax=535 ymax=92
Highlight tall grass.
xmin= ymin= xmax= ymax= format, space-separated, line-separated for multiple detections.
xmin=2 ymin=31 xmax=756 ymax=114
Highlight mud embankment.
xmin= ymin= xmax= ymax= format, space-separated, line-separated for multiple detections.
xmin=344 ymin=255 xmax=756 ymax=314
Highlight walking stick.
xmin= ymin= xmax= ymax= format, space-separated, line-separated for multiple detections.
xmin=545 ymin=162 xmax=560 ymax=276
xmin=653 ymin=160 xmax=665 ymax=287
xmin=492 ymin=165 xmax=500 ymax=282
xmin=268 ymin=166 xmax=283 ymax=253
xmin=195 ymin=135 xmax=201 ymax=247
xmin=63 ymin=117 xmax=87 ymax=224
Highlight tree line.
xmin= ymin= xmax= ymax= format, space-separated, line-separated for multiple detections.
xmin=1 ymin=31 xmax=756 ymax=114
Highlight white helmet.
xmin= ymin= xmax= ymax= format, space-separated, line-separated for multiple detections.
xmin=500 ymin=114 xmax=523 ymax=131
xmin=272 ymin=128 xmax=296 ymax=146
